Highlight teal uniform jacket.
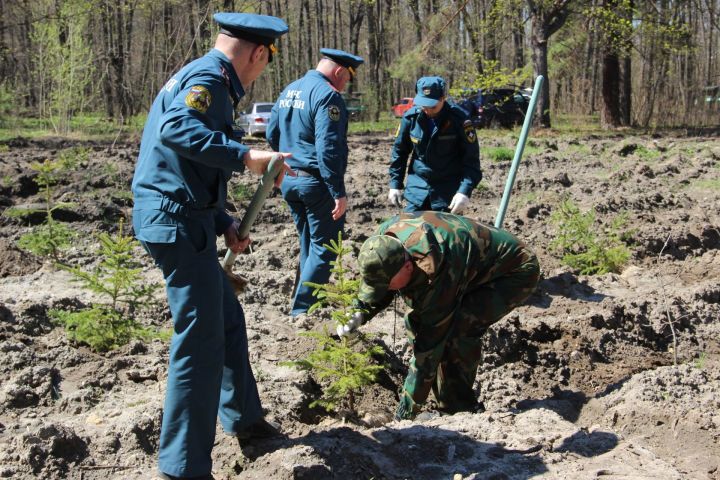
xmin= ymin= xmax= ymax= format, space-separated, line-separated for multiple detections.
xmin=132 ymin=48 xmax=249 ymax=236
xmin=266 ymin=69 xmax=348 ymax=199
xmin=390 ymin=103 xmax=482 ymax=210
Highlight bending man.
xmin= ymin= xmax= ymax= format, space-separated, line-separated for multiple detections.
xmin=340 ymin=211 xmax=539 ymax=420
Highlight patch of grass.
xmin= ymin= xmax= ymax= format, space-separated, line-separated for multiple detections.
xmin=348 ymin=118 xmax=398 ymax=135
xmin=483 ymin=146 xmax=513 ymax=162
xmin=566 ymin=143 xmax=592 ymax=155
xmin=693 ymin=352 xmax=708 ymax=370
xmin=111 ymin=190 xmax=134 ymax=202
xmin=517 ymin=191 xmax=540 ymax=206
xmin=0 ymin=113 xmax=145 ymax=142
xmin=635 ymin=146 xmax=660 ymax=162
xmin=689 ymin=178 xmax=720 ymax=190
xmin=523 ymin=144 xmax=543 ymax=156
xmin=475 ymin=181 xmax=490 ymax=193
xmin=229 ymin=183 xmax=253 ymax=202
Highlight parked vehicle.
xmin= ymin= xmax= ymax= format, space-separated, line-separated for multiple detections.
xmin=342 ymin=93 xmax=367 ymax=120
xmin=236 ymin=102 xmax=274 ymax=136
xmin=462 ymin=88 xmax=530 ymax=129
xmin=392 ymin=97 xmax=414 ymax=117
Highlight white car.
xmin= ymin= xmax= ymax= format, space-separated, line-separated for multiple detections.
xmin=236 ymin=102 xmax=274 ymax=137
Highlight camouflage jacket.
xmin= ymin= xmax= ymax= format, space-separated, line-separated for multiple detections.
xmin=360 ymin=211 xmax=505 ymax=342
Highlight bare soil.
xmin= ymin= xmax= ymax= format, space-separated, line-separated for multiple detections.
xmin=0 ymin=131 xmax=719 ymax=479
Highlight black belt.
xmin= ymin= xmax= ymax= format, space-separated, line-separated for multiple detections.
xmin=294 ymin=169 xmax=319 ymax=177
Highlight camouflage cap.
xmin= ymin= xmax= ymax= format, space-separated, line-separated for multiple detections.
xmin=357 ymin=235 xmax=407 ymax=304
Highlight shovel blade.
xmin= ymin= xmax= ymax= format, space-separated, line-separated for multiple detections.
xmin=224 ymin=269 xmax=249 ymax=294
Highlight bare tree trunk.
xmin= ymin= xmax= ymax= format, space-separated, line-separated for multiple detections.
xmin=462 ymin=5 xmax=484 ymax=75
xmin=620 ymin=54 xmax=632 ymax=125
xmin=530 ymin=32 xmax=551 ymax=127
xmin=513 ymin=19 xmax=525 ymax=71
xmin=407 ymin=0 xmax=423 ymax=43
xmin=600 ymin=50 xmax=621 ymax=128
xmin=526 ymin=0 xmax=572 ymax=128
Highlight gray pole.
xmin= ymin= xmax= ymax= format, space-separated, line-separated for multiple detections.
xmin=494 ymin=75 xmax=544 ymax=229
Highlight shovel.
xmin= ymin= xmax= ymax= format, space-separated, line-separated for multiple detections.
xmin=222 ymin=154 xmax=285 ymax=294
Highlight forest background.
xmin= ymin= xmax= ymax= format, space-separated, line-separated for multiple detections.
xmin=0 ymin=0 xmax=718 ymax=135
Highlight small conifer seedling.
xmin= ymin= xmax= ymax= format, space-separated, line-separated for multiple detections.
xmin=284 ymin=232 xmax=385 ymax=414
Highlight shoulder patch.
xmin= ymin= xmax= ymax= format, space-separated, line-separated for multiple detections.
xmin=185 ymin=85 xmax=212 ymax=113
xmin=328 ymin=104 xmax=341 ymax=121
xmin=463 ymin=119 xmax=477 ymax=143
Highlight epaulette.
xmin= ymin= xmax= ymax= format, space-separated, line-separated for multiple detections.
xmin=404 ymin=106 xmax=422 ymax=118
xmin=448 ymin=103 xmax=471 ymax=120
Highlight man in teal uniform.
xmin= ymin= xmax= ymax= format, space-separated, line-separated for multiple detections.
xmin=267 ymin=48 xmax=364 ymax=318
xmin=388 ymin=76 xmax=482 ymax=214
xmin=339 ymin=211 xmax=539 ymax=420
xmin=131 ymin=13 xmax=292 ymax=480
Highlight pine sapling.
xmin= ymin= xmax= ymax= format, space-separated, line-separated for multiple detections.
xmin=8 ymin=151 xmax=81 ymax=260
xmin=52 ymin=218 xmax=166 ymax=351
xmin=284 ymin=232 xmax=384 ymax=414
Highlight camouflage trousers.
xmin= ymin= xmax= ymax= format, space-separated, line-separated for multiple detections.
xmin=395 ymin=229 xmax=540 ymax=420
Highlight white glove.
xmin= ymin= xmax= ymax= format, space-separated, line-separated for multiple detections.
xmin=448 ymin=192 xmax=470 ymax=214
xmin=336 ymin=312 xmax=364 ymax=338
xmin=388 ymin=189 xmax=403 ymax=208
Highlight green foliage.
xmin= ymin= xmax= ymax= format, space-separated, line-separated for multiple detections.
xmin=285 ymin=328 xmax=384 ymax=412
xmin=475 ymin=181 xmax=489 ymax=193
xmin=450 ymin=59 xmax=530 ymax=95
xmin=348 ymin=117 xmax=398 ymax=135
xmin=0 ymin=82 xmax=15 ymax=127
xmin=30 ymin=0 xmax=95 ymax=134
xmin=304 ymin=232 xmax=366 ymax=327
xmin=483 ymin=146 xmax=514 ymax=162
xmin=692 ymin=352 xmax=708 ymax=370
xmin=54 ymin=219 xmax=164 ymax=352
xmin=17 ymin=221 xmax=76 ymax=259
xmin=50 ymin=306 xmax=159 ymax=352
xmin=585 ymin=0 xmax=635 ymax=56
xmin=285 ymin=232 xmax=385 ymax=413
xmin=635 ymin=146 xmax=660 ymax=162
xmin=550 ymin=198 xmax=631 ymax=275
xmin=229 ymin=183 xmax=253 ymax=202
xmin=8 ymin=153 xmax=80 ymax=260
xmin=388 ymin=47 xmax=430 ymax=83
xmin=690 ymin=178 xmax=720 ymax=191
xmin=59 ymin=220 xmax=161 ymax=313
xmin=58 ymin=146 xmax=89 ymax=169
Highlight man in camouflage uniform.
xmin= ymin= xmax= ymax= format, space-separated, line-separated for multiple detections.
xmin=340 ymin=211 xmax=539 ymax=420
